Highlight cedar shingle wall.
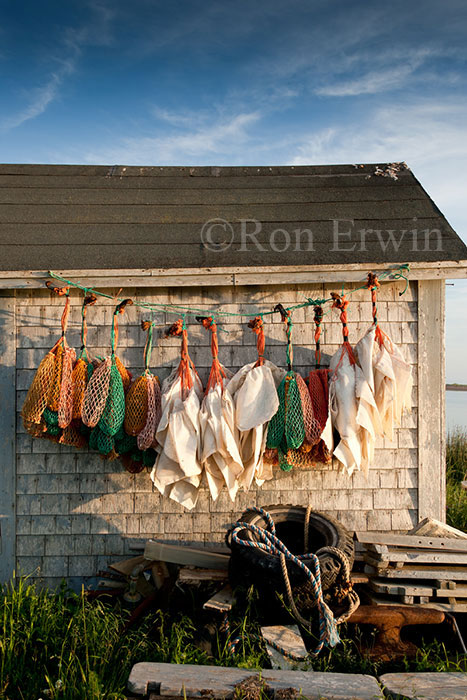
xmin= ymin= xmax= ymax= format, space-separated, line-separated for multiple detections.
xmin=15 ymin=280 xmax=418 ymax=589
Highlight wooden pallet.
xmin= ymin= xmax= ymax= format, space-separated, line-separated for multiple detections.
xmin=364 ymin=590 xmax=467 ymax=613
xmin=364 ymin=562 xmax=467 ymax=580
xmin=364 ymin=543 xmax=467 ymax=566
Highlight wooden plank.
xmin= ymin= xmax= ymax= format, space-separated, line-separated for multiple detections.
xmin=364 ymin=563 xmax=467 ymax=580
xmin=260 ymin=625 xmax=308 ymax=670
xmin=203 ymin=585 xmax=235 ymax=613
xmin=365 ymin=545 xmax=467 ymax=565
xmin=380 ymin=672 xmax=467 ymax=700
xmin=0 ymin=294 xmax=16 ymax=582
xmin=356 ymin=531 xmax=467 ymax=551
xmin=143 ymin=540 xmax=229 ymax=570
xmin=369 ymin=579 xmax=435 ymax=598
xmin=127 ymin=662 xmax=384 ymax=699
xmin=434 ymin=583 xmax=467 ymax=598
xmin=178 ymin=568 xmax=228 ymax=584
xmin=409 ymin=517 xmax=467 ymax=539
xmin=417 ymin=281 xmax=445 ymax=521
xmin=108 ymin=555 xmax=154 ymax=577
xmin=365 ymin=591 xmax=467 ymax=612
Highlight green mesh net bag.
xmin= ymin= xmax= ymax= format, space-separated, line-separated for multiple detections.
xmin=265 ymin=306 xmax=306 ymax=471
xmin=84 ymin=300 xmax=132 ymax=457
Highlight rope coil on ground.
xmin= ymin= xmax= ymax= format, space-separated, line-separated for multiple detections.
xmin=226 ymin=507 xmax=359 ymax=660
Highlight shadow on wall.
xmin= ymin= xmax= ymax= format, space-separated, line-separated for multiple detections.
xmin=16 ymin=331 xmax=336 ymax=592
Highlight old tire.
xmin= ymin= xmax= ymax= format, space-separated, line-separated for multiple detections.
xmin=228 ymin=505 xmax=354 ymax=592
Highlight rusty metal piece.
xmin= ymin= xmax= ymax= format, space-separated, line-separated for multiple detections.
xmin=347 ymin=604 xmax=445 ymax=661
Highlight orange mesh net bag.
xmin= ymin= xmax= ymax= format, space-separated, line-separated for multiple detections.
xmin=22 ymin=284 xmax=76 ymax=437
xmin=136 ymin=321 xmax=162 ymax=450
xmin=124 ymin=375 xmax=149 ymax=436
xmin=125 ymin=320 xmax=162 ymax=447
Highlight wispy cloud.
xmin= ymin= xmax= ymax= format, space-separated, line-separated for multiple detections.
xmin=1 ymin=3 xmax=114 ymax=131
xmin=315 ymin=65 xmax=419 ymax=97
xmin=314 ymin=48 xmax=453 ymax=97
xmin=85 ymin=110 xmax=262 ymax=164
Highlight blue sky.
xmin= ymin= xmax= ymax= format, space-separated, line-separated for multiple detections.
xmin=1 ymin=0 xmax=466 ymax=380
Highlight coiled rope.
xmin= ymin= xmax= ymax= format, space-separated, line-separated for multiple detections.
xmin=225 ymin=507 xmax=360 ymax=660
xmin=229 ymin=507 xmax=341 ymax=656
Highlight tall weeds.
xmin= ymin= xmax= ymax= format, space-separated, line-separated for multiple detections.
xmin=446 ymin=427 xmax=467 ymax=532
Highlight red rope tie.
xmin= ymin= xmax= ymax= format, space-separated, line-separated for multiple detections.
xmin=166 ymin=319 xmax=196 ymax=394
xmin=248 ymin=316 xmax=265 ymax=367
xmin=331 ymin=292 xmax=356 ymax=366
xmin=201 ymin=317 xmax=226 ymax=393
xmin=313 ymin=306 xmax=323 ymax=367
xmin=366 ymin=273 xmax=385 ymax=346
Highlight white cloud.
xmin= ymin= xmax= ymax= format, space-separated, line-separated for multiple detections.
xmin=1 ymin=3 xmax=114 ymax=131
xmin=85 ymin=110 xmax=262 ymax=164
xmin=316 ymin=65 xmax=419 ymax=97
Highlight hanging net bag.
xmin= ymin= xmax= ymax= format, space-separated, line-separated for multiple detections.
xmin=118 ymin=320 xmax=161 ymax=473
xmin=60 ymin=293 xmax=98 ymax=448
xmin=265 ymin=305 xmax=306 ymax=471
xmin=83 ymin=299 xmax=132 ymax=457
xmin=22 ymin=283 xmax=76 ymax=442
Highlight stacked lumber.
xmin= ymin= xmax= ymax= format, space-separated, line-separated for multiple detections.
xmin=357 ymin=519 xmax=467 ymax=612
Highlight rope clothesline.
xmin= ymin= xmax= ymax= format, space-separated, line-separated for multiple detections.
xmin=47 ymin=264 xmax=410 ymax=324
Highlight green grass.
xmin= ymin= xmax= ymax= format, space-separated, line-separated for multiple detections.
xmin=446 ymin=426 xmax=467 ymax=532
xmin=1 ymin=432 xmax=466 ymax=698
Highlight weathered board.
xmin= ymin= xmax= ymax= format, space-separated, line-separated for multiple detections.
xmin=356 ymin=531 xmax=467 ymax=552
xmin=144 ymin=541 xmax=229 ymax=570
xmin=365 ymin=544 xmax=467 ymax=565
xmin=365 ymin=591 xmax=467 ymax=613
xmin=0 ymin=294 xmax=16 ymax=582
xmin=364 ymin=563 xmax=467 ymax=580
xmin=127 ymin=661 xmax=384 ymax=699
xmin=409 ymin=518 xmax=467 ymax=539
xmin=203 ymin=585 xmax=235 ymax=613
xmin=380 ymin=672 xmax=467 ymax=700
xmin=260 ymin=625 xmax=308 ymax=670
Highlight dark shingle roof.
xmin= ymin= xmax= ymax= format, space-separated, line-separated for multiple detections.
xmin=0 ymin=163 xmax=465 ymax=270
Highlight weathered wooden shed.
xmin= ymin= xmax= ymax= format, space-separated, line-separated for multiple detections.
xmin=1 ymin=162 xmax=466 ymax=589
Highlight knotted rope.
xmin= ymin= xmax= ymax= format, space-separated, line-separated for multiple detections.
xmin=199 ymin=316 xmax=226 ymax=393
xmin=166 ymin=318 xmax=199 ymax=398
xmin=366 ymin=272 xmax=385 ymax=347
xmin=313 ymin=306 xmax=323 ymax=368
xmin=330 ymin=293 xmax=357 ymax=377
xmin=229 ymin=506 xmax=340 ymax=656
xmin=248 ymin=316 xmax=265 ymax=367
